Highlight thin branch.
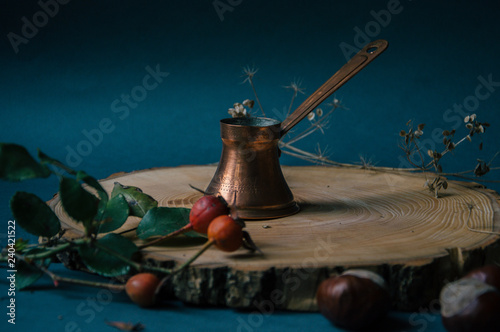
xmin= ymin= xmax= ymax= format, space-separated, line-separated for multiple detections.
xmin=39 ymin=263 xmax=125 ymax=291
xmin=173 ymin=240 xmax=214 ymax=274
xmin=466 ymin=206 xmax=500 ymax=236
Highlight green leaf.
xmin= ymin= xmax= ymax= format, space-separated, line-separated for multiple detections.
xmin=10 ymin=191 xmax=61 ymax=237
xmin=76 ymin=170 xmax=108 ymax=203
xmin=76 ymin=170 xmax=109 ymax=222
xmin=0 ymin=143 xmax=51 ymax=181
xmin=78 ymin=233 xmax=138 ymax=277
xmin=16 ymin=248 xmax=52 ymax=290
xmin=59 ymin=176 xmax=99 ymax=227
xmin=137 ymin=207 xmax=202 ymax=239
xmin=111 ymin=182 xmax=157 ymax=218
xmin=97 ymin=194 xmax=130 ymax=233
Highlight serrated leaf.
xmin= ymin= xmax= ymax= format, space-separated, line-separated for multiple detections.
xmin=59 ymin=176 xmax=99 ymax=227
xmin=10 ymin=191 xmax=61 ymax=237
xmin=111 ymin=182 xmax=157 ymax=218
xmin=16 ymin=248 xmax=52 ymax=290
xmin=98 ymin=194 xmax=130 ymax=233
xmin=137 ymin=207 xmax=202 ymax=239
xmin=78 ymin=233 xmax=138 ymax=277
xmin=0 ymin=143 xmax=51 ymax=181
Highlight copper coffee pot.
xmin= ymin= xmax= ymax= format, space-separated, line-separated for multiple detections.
xmin=206 ymin=40 xmax=388 ymax=219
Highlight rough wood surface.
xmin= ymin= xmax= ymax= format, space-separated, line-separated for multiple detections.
xmin=50 ymin=165 xmax=500 ymax=311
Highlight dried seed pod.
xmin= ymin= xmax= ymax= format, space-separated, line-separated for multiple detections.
xmin=242 ymin=99 xmax=254 ymax=108
xmin=316 ymin=269 xmax=390 ymax=329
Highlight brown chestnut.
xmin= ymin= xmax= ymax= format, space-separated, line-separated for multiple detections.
xmin=316 ymin=269 xmax=390 ymax=330
xmin=440 ymin=278 xmax=500 ymax=332
xmin=464 ymin=264 xmax=500 ymax=290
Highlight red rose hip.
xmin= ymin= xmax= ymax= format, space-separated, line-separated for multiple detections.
xmin=207 ymin=215 xmax=243 ymax=252
xmin=189 ymin=195 xmax=229 ymax=234
xmin=125 ymin=273 xmax=160 ymax=308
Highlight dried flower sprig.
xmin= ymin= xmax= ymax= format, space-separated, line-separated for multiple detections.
xmin=283 ymin=79 xmax=305 ymax=117
xmin=399 ymin=115 xmax=498 ymax=197
xmin=232 ymin=68 xmax=358 ymax=167
xmin=231 ymin=67 xmax=499 ymax=188
xmin=241 ymin=66 xmax=265 ymax=117
xmin=228 ymin=99 xmax=254 ymax=118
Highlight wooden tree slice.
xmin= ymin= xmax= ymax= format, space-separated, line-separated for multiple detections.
xmin=50 ymin=165 xmax=500 ymax=311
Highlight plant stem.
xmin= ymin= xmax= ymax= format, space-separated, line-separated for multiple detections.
xmin=93 ymin=241 xmax=142 ymax=272
xmin=173 ymin=240 xmax=214 ymax=274
xmin=248 ymin=76 xmax=265 ymax=117
xmin=22 ymin=238 xmax=89 ymax=260
xmin=284 ymin=104 xmax=338 ymax=145
xmin=138 ymin=224 xmax=193 ymax=249
xmin=41 ymin=266 xmax=125 ymax=291
xmin=286 ymin=91 xmax=297 ymax=118
xmin=91 ymin=242 xmax=174 ymax=275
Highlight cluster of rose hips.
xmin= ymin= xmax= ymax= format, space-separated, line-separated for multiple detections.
xmin=126 ymin=194 xmax=243 ymax=307
xmin=316 ymin=265 xmax=500 ymax=331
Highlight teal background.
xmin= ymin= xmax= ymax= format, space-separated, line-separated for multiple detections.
xmin=1 ymin=0 xmax=499 ymax=331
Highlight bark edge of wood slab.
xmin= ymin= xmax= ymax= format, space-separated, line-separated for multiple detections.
xmin=50 ymin=165 xmax=500 ymax=311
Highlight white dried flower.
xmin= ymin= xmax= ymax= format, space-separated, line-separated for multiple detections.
xmin=307 ymin=112 xmax=315 ymax=121
xmin=316 ymin=108 xmax=323 ymax=117
xmin=228 ymin=103 xmax=248 ymax=118
xmin=242 ymin=99 xmax=254 ymax=108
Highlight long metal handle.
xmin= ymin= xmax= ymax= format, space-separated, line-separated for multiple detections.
xmin=280 ymin=39 xmax=389 ymax=137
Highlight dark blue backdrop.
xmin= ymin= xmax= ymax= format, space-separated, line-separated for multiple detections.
xmin=1 ymin=1 xmax=499 ymax=331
